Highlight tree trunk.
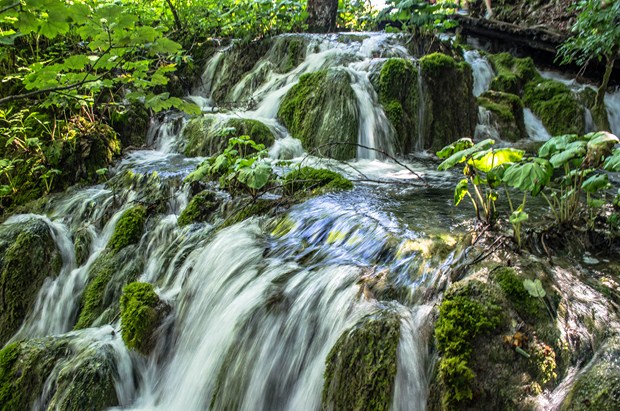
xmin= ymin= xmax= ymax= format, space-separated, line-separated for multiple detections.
xmin=165 ymin=0 xmax=183 ymax=33
xmin=593 ymin=55 xmax=614 ymax=131
xmin=307 ymin=0 xmax=338 ymax=33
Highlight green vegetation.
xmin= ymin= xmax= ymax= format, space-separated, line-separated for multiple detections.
xmin=488 ymin=53 xmax=540 ymax=95
xmin=477 ymin=91 xmax=526 ymax=142
xmin=108 ymin=205 xmax=147 ymax=252
xmin=120 ymin=282 xmax=168 ymax=355
xmin=492 ymin=267 xmax=546 ymax=323
xmin=283 ymin=166 xmax=354 ymax=197
xmin=322 ymin=310 xmax=401 ymax=411
xmin=178 ymin=190 xmax=219 ymax=226
xmin=278 ymin=69 xmax=359 ymax=160
xmin=523 ymin=79 xmax=584 ymax=136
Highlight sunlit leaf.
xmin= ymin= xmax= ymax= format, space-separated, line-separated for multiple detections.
xmin=502 ymin=158 xmax=553 ymax=196
xmin=454 ymin=178 xmax=468 ymax=206
xmin=523 ymin=279 xmax=546 ymax=298
xmin=438 ymin=139 xmax=494 ymax=171
xmin=436 ymin=138 xmax=473 ymax=159
xmin=470 ymin=148 xmax=524 ymax=173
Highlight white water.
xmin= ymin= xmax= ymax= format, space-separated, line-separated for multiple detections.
xmin=464 ymin=50 xmax=494 ymax=97
xmin=524 ymin=108 xmax=552 ymax=141
xmin=606 ymin=88 xmax=620 ymax=135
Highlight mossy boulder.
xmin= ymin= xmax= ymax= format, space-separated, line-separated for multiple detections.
xmin=182 ymin=115 xmax=275 ymax=157
xmin=220 ymin=198 xmax=279 ymax=229
xmin=278 ymin=69 xmax=359 ymax=160
xmin=561 ymin=337 xmax=620 ymax=411
xmin=269 ymin=35 xmax=307 ymax=73
xmin=0 ymin=217 xmax=62 ymax=345
xmin=418 ymin=53 xmax=477 ymax=151
xmin=477 ymin=91 xmax=527 ymax=142
xmin=282 ymin=167 xmax=354 ymax=198
xmin=178 ymin=190 xmax=220 ymax=227
xmin=523 ymin=79 xmax=585 ymax=136
xmin=488 ymin=53 xmax=540 ymax=95
xmin=377 ymin=58 xmax=419 ymax=154
xmin=120 ymin=282 xmax=170 ymax=355
xmin=108 ymin=205 xmax=147 ymax=252
xmin=74 ymin=247 xmax=144 ymax=329
xmin=322 ymin=310 xmax=401 ymax=411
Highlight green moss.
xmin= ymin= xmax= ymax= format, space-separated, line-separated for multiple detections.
xmin=221 ymin=198 xmax=277 ymax=228
xmin=378 ymin=58 xmax=418 ymax=153
xmin=488 ymin=53 xmax=540 ymax=94
xmin=273 ymin=37 xmax=305 ymax=73
xmin=108 ymin=205 xmax=146 ymax=252
xmin=278 ymin=69 xmax=359 ymax=160
xmin=283 ymin=167 xmax=353 ymax=198
xmin=418 ymin=53 xmax=477 ymax=151
xmin=322 ymin=310 xmax=401 ymax=411
xmin=0 ymin=218 xmax=62 ymax=345
xmin=120 ymin=282 xmax=167 ymax=355
xmin=478 ymin=91 xmax=526 ymax=142
xmin=523 ymin=79 xmax=585 ymax=136
xmin=492 ymin=267 xmax=546 ymax=322
xmin=183 ymin=116 xmax=275 ymax=157
xmin=434 ymin=280 xmax=503 ymax=410
xmin=178 ymin=190 xmax=219 ymax=227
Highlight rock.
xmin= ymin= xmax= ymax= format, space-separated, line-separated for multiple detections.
xmin=108 ymin=205 xmax=147 ymax=252
xmin=73 ymin=224 xmax=93 ymax=267
xmin=418 ymin=53 xmax=477 ymax=152
xmin=120 ymin=282 xmax=170 ymax=355
xmin=377 ymin=58 xmax=419 ymax=154
xmin=0 ymin=217 xmax=62 ymax=345
xmin=278 ymin=69 xmax=359 ymax=160
xmin=177 ymin=190 xmax=220 ymax=227
xmin=478 ymin=91 xmax=527 ymax=142
xmin=110 ymin=102 xmax=150 ymax=148
xmin=561 ymin=336 xmax=620 ymax=411
xmin=523 ymin=78 xmax=585 ymax=136
xmin=488 ymin=52 xmax=540 ymax=95
xmin=268 ymin=35 xmax=307 ymax=73
xmin=282 ymin=167 xmax=353 ymax=198
xmin=182 ymin=115 xmax=275 ymax=157
xmin=322 ymin=310 xmax=401 ymax=411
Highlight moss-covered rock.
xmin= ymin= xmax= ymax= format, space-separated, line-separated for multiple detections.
xmin=418 ymin=53 xmax=477 ymax=151
xmin=110 ymin=102 xmax=149 ymax=148
xmin=182 ymin=115 xmax=275 ymax=157
xmin=107 ymin=170 xmax=170 ymax=214
xmin=322 ymin=310 xmax=401 ymax=411
xmin=491 ymin=267 xmax=547 ymax=323
xmin=278 ymin=69 xmax=359 ymax=160
xmin=488 ymin=53 xmax=540 ymax=95
xmin=74 ymin=247 xmax=144 ymax=329
xmin=120 ymin=282 xmax=170 ymax=355
xmin=47 ymin=345 xmax=119 ymax=411
xmin=269 ymin=35 xmax=307 ymax=73
xmin=377 ymin=58 xmax=419 ymax=154
xmin=523 ymin=79 xmax=585 ymax=136
xmin=73 ymin=224 xmax=93 ymax=266
xmin=282 ymin=167 xmax=354 ymax=198
xmin=221 ymin=198 xmax=279 ymax=229
xmin=0 ymin=218 xmax=62 ymax=345
xmin=178 ymin=190 xmax=220 ymax=227
xmin=108 ymin=205 xmax=147 ymax=252
xmin=561 ymin=337 xmax=620 ymax=411
xmin=478 ymin=91 xmax=527 ymax=142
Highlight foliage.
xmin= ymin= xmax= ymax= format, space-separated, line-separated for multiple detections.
xmin=338 ymin=0 xmax=377 ymax=31
xmin=377 ymin=0 xmax=457 ymax=34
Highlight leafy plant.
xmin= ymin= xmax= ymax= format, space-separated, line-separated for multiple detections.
xmin=523 ymin=279 xmax=554 ymax=320
xmin=377 ymin=0 xmax=458 ymax=35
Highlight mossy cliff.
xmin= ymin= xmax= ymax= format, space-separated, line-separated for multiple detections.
xmin=0 ymin=217 xmax=62 ymax=345
xmin=523 ymin=79 xmax=585 ymax=136
xmin=182 ymin=115 xmax=275 ymax=157
xmin=478 ymin=90 xmax=527 ymax=142
xmin=120 ymin=282 xmax=170 ymax=355
xmin=0 ymin=336 xmax=120 ymax=411
xmin=377 ymin=58 xmax=419 ymax=154
xmin=322 ymin=310 xmax=401 ymax=411
xmin=418 ymin=53 xmax=477 ymax=152
xmin=278 ymin=69 xmax=359 ymax=161
xmin=74 ymin=205 xmax=146 ymax=329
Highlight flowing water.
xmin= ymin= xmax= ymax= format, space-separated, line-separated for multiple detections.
xmin=2 ymin=32 xmax=618 ymax=411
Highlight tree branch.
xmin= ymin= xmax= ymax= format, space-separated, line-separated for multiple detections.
xmin=0 ymin=2 xmax=20 ymax=15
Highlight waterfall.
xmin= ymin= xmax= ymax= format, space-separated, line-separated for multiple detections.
xmin=606 ymin=88 xmax=620 ymax=135
xmin=464 ymin=50 xmax=494 ymax=97
xmin=475 ymin=106 xmax=501 ymax=140
xmin=524 ymin=108 xmax=552 ymax=141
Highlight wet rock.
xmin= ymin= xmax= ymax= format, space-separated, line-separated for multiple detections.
xmin=282 ymin=167 xmax=353 ymax=199
xmin=73 ymin=224 xmax=93 ymax=266
xmin=182 ymin=115 xmax=275 ymax=157
xmin=178 ymin=190 xmax=220 ymax=227
xmin=108 ymin=205 xmax=147 ymax=252
xmin=0 ymin=217 xmax=62 ymax=345
xmin=322 ymin=310 xmax=401 ymax=411
xmin=120 ymin=282 xmax=170 ymax=355
xmin=418 ymin=53 xmax=477 ymax=151
xmin=278 ymin=69 xmax=359 ymax=160
xmin=110 ymin=102 xmax=150 ymax=148
xmin=478 ymin=90 xmax=527 ymax=142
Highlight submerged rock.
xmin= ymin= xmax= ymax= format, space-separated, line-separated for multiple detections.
xmin=0 ymin=217 xmax=62 ymax=345
xmin=322 ymin=310 xmax=401 ymax=411
xmin=418 ymin=53 xmax=477 ymax=151
xmin=278 ymin=69 xmax=359 ymax=160
xmin=120 ymin=282 xmax=170 ymax=355
xmin=523 ymin=79 xmax=585 ymax=136
xmin=477 ymin=90 xmax=527 ymax=142
xmin=182 ymin=115 xmax=275 ymax=157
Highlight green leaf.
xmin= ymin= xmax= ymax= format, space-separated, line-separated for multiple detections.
xmin=509 ymin=210 xmax=529 ymax=225
xmin=470 ymin=148 xmax=524 ymax=173
xmin=586 ymin=131 xmax=619 ymax=152
xmin=150 ymin=37 xmax=182 ymax=54
xmin=502 ymin=158 xmax=553 ymax=196
xmin=581 ymin=173 xmax=610 ymax=193
xmin=63 ymin=55 xmax=91 ymax=71
xmin=454 ymin=178 xmax=468 ymax=206
xmin=438 ymin=139 xmax=495 ymax=171
xmin=538 ymin=134 xmax=580 ymax=158
xmin=548 ymin=141 xmax=586 ymax=168
xmin=523 ymin=279 xmax=546 ymax=298
xmin=436 ymin=138 xmax=473 ymax=159
xmin=604 ymin=149 xmax=620 ymax=172
xmin=237 ymin=163 xmax=272 ymax=190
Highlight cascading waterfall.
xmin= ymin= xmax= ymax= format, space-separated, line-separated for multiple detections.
xmin=524 ymin=108 xmax=552 ymax=141
xmin=463 ymin=50 xmax=494 ymax=97
xmin=606 ymin=88 xmax=620 ymax=135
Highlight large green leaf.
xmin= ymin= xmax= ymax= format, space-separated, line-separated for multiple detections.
xmin=523 ymin=279 xmax=546 ymax=298
xmin=502 ymin=158 xmax=553 ymax=196
xmin=538 ymin=134 xmax=580 ymax=158
xmin=604 ymin=149 xmax=620 ymax=171
xmin=548 ymin=140 xmax=586 ymax=168
xmin=436 ymin=138 xmax=473 ymax=159
xmin=470 ymin=148 xmax=524 ymax=173
xmin=509 ymin=210 xmax=529 ymax=225
xmin=454 ymin=178 xmax=468 ymax=206
xmin=581 ymin=173 xmax=610 ymax=193
xmin=438 ymin=139 xmax=495 ymax=171
xmin=237 ymin=163 xmax=272 ymax=190
xmin=586 ymin=131 xmax=619 ymax=152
